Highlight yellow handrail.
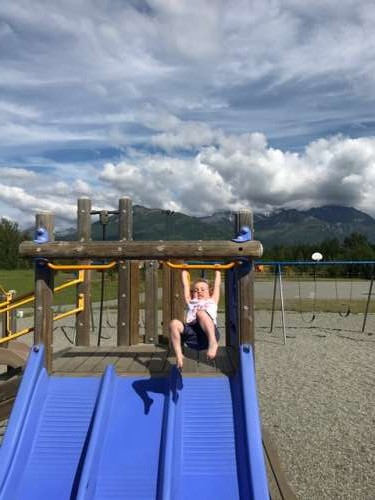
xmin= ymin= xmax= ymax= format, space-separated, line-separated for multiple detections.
xmin=166 ymin=261 xmax=237 ymax=270
xmin=0 ymin=271 xmax=84 ymax=314
xmin=0 ymin=294 xmax=85 ymax=345
xmin=47 ymin=261 xmax=118 ymax=271
xmin=0 ymin=326 xmax=34 ymax=345
xmin=53 ymin=293 xmax=84 ymax=322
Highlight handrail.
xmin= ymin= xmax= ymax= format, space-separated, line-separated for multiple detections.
xmin=0 ymin=271 xmax=84 ymax=314
xmin=0 ymin=327 xmax=34 ymax=345
xmin=47 ymin=261 xmax=118 ymax=271
xmin=0 ymin=294 xmax=85 ymax=345
xmin=165 ymin=261 xmax=237 ymax=270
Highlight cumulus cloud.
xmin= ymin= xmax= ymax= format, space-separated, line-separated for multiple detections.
xmin=98 ymin=132 xmax=375 ymax=218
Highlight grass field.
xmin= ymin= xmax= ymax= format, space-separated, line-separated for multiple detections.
xmin=0 ymin=269 xmax=119 ymax=306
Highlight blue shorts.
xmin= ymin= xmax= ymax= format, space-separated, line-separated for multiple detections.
xmin=181 ymin=321 xmax=220 ymax=350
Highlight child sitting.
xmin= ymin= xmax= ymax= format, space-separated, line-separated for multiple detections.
xmin=169 ymin=270 xmax=221 ymax=370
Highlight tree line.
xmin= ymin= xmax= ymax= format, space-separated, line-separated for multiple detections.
xmin=262 ymin=232 xmax=375 ymax=278
xmin=1 ymin=219 xmax=374 ymax=278
xmin=0 ymin=219 xmax=31 ymax=270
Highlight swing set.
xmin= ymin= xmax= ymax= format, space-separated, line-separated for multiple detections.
xmin=264 ymin=259 xmax=375 ymax=342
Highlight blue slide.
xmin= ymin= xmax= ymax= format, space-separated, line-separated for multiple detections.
xmin=0 ymin=345 xmax=269 ymax=499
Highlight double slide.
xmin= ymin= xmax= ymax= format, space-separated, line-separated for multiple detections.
xmin=0 ymin=346 xmax=269 ymax=499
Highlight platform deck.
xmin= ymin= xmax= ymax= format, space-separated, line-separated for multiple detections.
xmin=52 ymin=345 xmax=238 ymax=377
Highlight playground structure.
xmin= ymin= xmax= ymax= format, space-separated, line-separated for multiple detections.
xmin=263 ymin=260 xmax=375 ymax=342
xmin=0 ymin=198 xmax=298 ymax=500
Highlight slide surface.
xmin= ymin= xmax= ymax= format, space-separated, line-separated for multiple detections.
xmin=0 ymin=346 xmax=268 ymax=499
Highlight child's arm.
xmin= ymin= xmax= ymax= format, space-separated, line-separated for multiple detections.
xmin=211 ymin=270 xmax=221 ymax=303
xmin=181 ymin=270 xmax=191 ymax=305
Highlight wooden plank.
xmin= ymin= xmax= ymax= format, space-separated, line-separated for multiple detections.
xmin=0 ymin=376 xmax=22 ymax=420
xmin=148 ymin=349 xmax=170 ymax=374
xmin=235 ymin=211 xmax=255 ymax=346
xmin=0 ymin=347 xmax=28 ymax=369
xmin=212 ymin=346 xmax=234 ymax=375
xmin=34 ymin=212 xmax=54 ymax=373
xmin=114 ymin=351 xmax=139 ymax=372
xmin=76 ymin=198 xmax=92 ymax=347
xmin=53 ymin=347 xmax=99 ymax=372
xmin=181 ymin=346 xmax=199 ymax=373
xmin=91 ymin=354 xmax=121 ymax=373
xmin=117 ymin=260 xmax=131 ymax=345
xmin=262 ymin=427 xmax=298 ymax=500
xmin=197 ymin=349 xmax=217 ymax=374
xmin=117 ymin=197 xmax=132 ymax=346
xmin=171 ymin=268 xmax=185 ymax=322
xmin=20 ymin=240 xmax=264 ymax=260
xmin=162 ymin=264 xmax=172 ymax=341
xmin=130 ymin=261 xmax=140 ymax=345
xmin=144 ymin=261 xmax=158 ymax=344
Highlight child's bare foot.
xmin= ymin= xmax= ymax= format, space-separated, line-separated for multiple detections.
xmin=176 ymin=354 xmax=184 ymax=370
xmin=207 ymin=341 xmax=218 ymax=361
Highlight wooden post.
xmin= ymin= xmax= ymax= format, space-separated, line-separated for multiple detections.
xmin=76 ymin=198 xmax=92 ymax=346
xmin=162 ymin=264 xmax=172 ymax=342
xmin=145 ymin=260 xmax=158 ymax=344
xmin=117 ymin=197 xmax=132 ymax=345
xmin=130 ymin=261 xmax=140 ymax=345
xmin=34 ymin=212 xmax=54 ymax=372
xmin=1 ymin=295 xmax=7 ymax=339
xmin=235 ymin=211 xmax=255 ymax=346
xmin=171 ymin=268 xmax=185 ymax=322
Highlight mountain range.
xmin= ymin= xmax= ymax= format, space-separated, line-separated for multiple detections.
xmin=57 ymin=205 xmax=375 ymax=248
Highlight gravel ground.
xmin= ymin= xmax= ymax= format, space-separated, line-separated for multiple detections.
xmin=1 ymin=309 xmax=374 ymax=499
xmin=255 ymin=311 xmax=375 ymax=500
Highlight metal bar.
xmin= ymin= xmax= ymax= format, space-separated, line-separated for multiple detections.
xmin=269 ymin=265 xmax=278 ymax=334
xmin=278 ymin=265 xmax=287 ymax=345
xmin=166 ymin=261 xmax=236 ymax=270
xmin=47 ymin=262 xmax=117 ymax=271
xmin=0 ymin=327 xmax=34 ymax=344
xmin=362 ymin=275 xmax=374 ymax=333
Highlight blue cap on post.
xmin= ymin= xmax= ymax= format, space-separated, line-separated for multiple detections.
xmin=232 ymin=225 xmax=252 ymax=243
xmin=34 ymin=227 xmax=50 ymax=244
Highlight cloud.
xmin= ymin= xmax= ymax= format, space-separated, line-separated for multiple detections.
xmin=98 ymin=132 xmax=375 ymax=217
xmin=1 ymin=1 xmax=375 ymax=228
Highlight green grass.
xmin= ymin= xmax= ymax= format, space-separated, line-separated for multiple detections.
xmin=0 ymin=270 xmax=119 ymax=306
xmin=1 ymin=269 xmax=374 ymax=314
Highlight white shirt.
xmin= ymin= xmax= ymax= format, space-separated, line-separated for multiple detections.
xmin=186 ymin=298 xmax=218 ymax=325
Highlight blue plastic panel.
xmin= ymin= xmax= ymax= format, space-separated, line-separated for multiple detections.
xmin=77 ymin=375 xmax=167 ymax=499
xmin=1 ymin=376 xmax=100 ymax=500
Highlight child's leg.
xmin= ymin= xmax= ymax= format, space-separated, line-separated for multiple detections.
xmin=169 ymin=319 xmax=185 ymax=369
xmin=195 ymin=310 xmax=219 ymax=360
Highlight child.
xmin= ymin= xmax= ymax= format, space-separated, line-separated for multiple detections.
xmin=169 ymin=270 xmax=221 ymax=370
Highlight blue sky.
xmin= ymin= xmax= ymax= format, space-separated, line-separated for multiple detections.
xmin=1 ymin=0 xmax=375 ymax=228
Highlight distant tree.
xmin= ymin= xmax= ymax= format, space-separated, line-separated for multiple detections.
xmin=0 ymin=219 xmax=30 ymax=269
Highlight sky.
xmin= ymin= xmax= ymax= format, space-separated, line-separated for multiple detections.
xmin=1 ymin=0 xmax=375 ymax=229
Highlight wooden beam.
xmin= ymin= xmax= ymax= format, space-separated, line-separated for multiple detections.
xmin=19 ymin=240 xmax=263 ymax=260
xmin=144 ymin=260 xmax=158 ymax=344
xmin=117 ymin=197 xmax=133 ymax=346
xmin=76 ymin=198 xmax=91 ymax=346
xmin=235 ymin=211 xmax=255 ymax=346
xmin=34 ymin=212 xmax=54 ymax=373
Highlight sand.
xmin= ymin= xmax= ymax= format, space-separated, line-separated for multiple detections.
xmin=255 ymin=311 xmax=375 ymax=500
